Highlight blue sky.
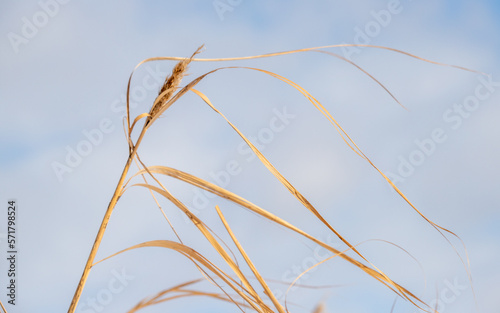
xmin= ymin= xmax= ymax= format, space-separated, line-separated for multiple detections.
xmin=1 ymin=1 xmax=499 ymax=312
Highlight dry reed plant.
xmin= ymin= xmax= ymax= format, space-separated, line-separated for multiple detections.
xmin=0 ymin=45 xmax=481 ymax=313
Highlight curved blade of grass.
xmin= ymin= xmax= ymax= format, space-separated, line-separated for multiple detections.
xmin=131 ymin=152 xmax=254 ymax=304
xmin=133 ymin=65 xmax=479 ymax=288
xmin=125 ymin=183 xmax=272 ymax=312
xmin=87 ymin=45 xmax=477 ymax=313
xmin=133 ymin=152 xmax=241 ymax=266
xmin=129 ymin=113 xmax=151 ymax=136
xmin=0 ymin=300 xmax=7 ymax=313
xmin=128 ymin=279 xmax=203 ymax=313
xmin=132 ymin=152 xmax=246 ymax=300
xmin=129 ymin=60 xmax=475 ymax=276
xmin=133 ymin=44 xmax=484 ymax=74
xmin=133 ymin=290 xmax=252 ymax=311
xmin=132 ymin=155 xmax=183 ymax=244
xmin=125 ymin=43 xmax=483 ymax=137
xmin=191 ymin=89 xmax=368 ymax=256
xmin=127 ymin=173 xmax=427 ymax=310
xmin=189 ymin=87 xmax=401 ymax=291
xmin=127 ymin=279 xmax=252 ymax=313
xmin=97 ymin=239 xmax=271 ymax=313
xmin=215 ymin=205 xmax=286 ymax=313
xmin=284 ymin=238 xmax=428 ymax=313
xmin=190 ymin=67 xmax=472 ymax=293
xmin=312 ymin=49 xmax=406 ymax=110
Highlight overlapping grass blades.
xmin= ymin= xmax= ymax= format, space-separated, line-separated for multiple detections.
xmin=63 ymin=44 xmax=482 ymax=313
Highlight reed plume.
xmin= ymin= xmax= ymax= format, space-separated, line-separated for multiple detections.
xmin=147 ymin=45 xmax=204 ymax=123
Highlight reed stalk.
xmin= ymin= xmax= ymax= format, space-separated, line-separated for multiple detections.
xmin=67 ymin=47 xmax=199 ymax=312
xmin=67 ymin=127 xmax=147 ymax=313
xmin=57 ymin=44 xmax=479 ymax=313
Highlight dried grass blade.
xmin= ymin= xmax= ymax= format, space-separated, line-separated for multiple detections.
xmin=127 ymin=183 xmax=271 ymax=312
xmin=312 ymin=49 xmax=406 ymax=110
xmin=132 ymin=155 xmax=183 ymax=243
xmin=190 ymin=68 xmax=472 ymax=289
xmin=129 ymin=113 xmax=151 ymax=137
xmin=215 ymin=205 xmax=286 ymax=313
xmin=285 ymin=238 xmax=426 ymax=312
xmin=0 ymin=300 xmax=7 ymax=313
xmin=127 ymin=169 xmax=429 ymax=311
xmin=125 ymin=43 xmax=483 ymax=144
xmin=147 ymin=290 xmax=250 ymax=307
xmin=127 ymin=279 xmax=252 ymax=313
xmin=190 ymin=88 xmax=383 ymax=276
xmin=134 ymin=44 xmax=484 ymax=76
xmin=97 ymin=239 xmax=264 ymax=312
xmin=127 ymin=279 xmax=202 ymax=313
xmin=190 ymin=75 xmax=464 ymax=309
xmin=128 ymin=152 xmax=244 ymax=275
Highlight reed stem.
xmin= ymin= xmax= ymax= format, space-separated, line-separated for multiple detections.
xmin=67 ymin=127 xmax=147 ymax=313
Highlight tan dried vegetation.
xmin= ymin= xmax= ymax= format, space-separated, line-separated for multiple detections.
xmin=0 ymin=44 xmax=482 ymax=313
